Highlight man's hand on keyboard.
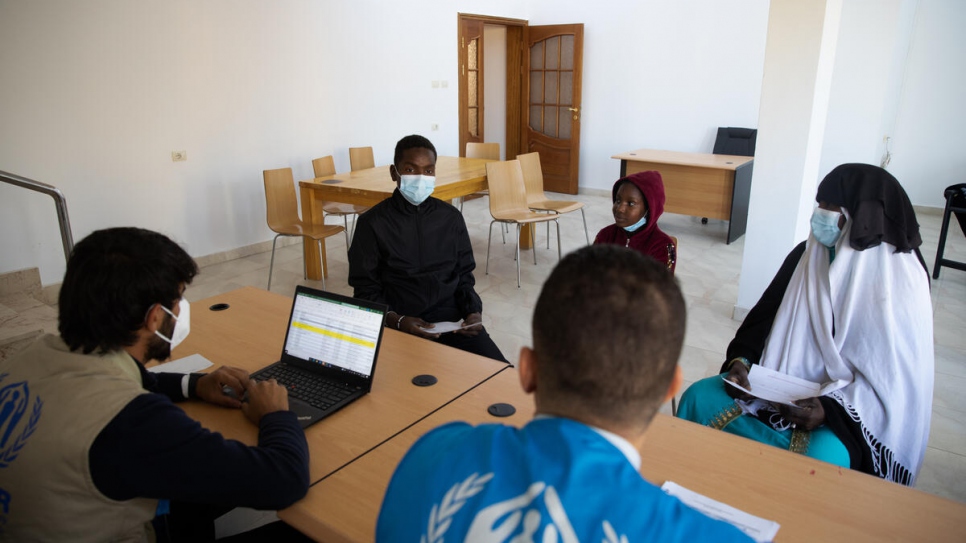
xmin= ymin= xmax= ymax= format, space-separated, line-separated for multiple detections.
xmin=242 ymin=378 xmax=290 ymax=426
xmin=196 ymin=366 xmax=251 ymax=409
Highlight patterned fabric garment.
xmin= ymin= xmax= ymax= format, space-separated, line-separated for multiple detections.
xmin=376 ymin=418 xmax=752 ymax=543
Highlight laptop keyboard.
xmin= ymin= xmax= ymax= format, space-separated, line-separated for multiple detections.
xmin=254 ymin=364 xmax=355 ymax=410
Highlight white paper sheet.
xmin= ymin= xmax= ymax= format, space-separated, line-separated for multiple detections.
xmin=427 ymin=320 xmax=483 ymax=334
xmin=661 ymin=481 xmax=780 ymax=542
xmin=722 ymin=365 xmax=822 ymax=406
xmin=148 ymin=353 xmax=214 ymax=374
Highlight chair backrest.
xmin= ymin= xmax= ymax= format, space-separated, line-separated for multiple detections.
xmin=517 ymin=151 xmax=548 ymax=205
xmin=263 ymin=168 xmax=300 ymax=231
xmin=311 ymin=155 xmax=337 ymax=178
xmin=466 ymin=142 xmax=501 ymax=161
xmin=485 ymin=160 xmax=530 ymax=219
xmin=712 ymin=127 xmax=757 ymax=157
xmin=349 ymin=147 xmax=375 ymax=171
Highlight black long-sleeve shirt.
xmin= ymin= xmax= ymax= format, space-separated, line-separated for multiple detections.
xmin=89 ymin=364 xmax=309 ymax=510
xmin=348 ymin=190 xmax=483 ymax=322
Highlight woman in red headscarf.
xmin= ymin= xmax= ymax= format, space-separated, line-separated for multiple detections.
xmin=594 ymin=171 xmax=677 ymax=274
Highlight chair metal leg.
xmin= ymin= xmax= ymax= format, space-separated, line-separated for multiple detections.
xmin=546 ymin=219 xmax=550 ymax=250
xmin=485 ymin=220 xmax=495 ymax=275
xmin=933 ymin=199 xmax=953 ymax=279
xmin=580 ymin=208 xmax=589 ymax=245
xmin=530 ymin=224 xmax=538 ymax=265
xmin=349 ymin=213 xmax=358 ymax=243
xmin=343 ymin=216 xmax=350 ymax=247
xmin=555 ymin=220 xmax=562 ymax=261
xmin=267 ymin=234 xmax=282 ymax=290
xmin=515 ymin=224 xmax=522 ymax=288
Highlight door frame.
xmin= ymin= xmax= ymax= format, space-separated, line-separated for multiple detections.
xmin=457 ymin=13 xmax=528 ymax=159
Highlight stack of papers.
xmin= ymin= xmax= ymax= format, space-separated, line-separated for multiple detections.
xmin=662 ymin=481 xmax=780 ymax=542
xmin=147 ymin=353 xmax=214 ymax=374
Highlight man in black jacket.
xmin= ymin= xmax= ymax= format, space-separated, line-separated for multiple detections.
xmin=348 ymin=135 xmax=507 ymax=363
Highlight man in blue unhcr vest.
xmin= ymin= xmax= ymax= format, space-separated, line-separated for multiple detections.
xmin=376 ymin=244 xmax=752 ymax=542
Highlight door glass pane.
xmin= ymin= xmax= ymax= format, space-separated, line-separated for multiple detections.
xmin=469 ymin=107 xmax=479 ymax=137
xmin=558 ymin=108 xmax=571 ymax=139
xmin=561 ymin=35 xmax=574 ymax=70
xmin=545 ymin=106 xmax=558 ymax=136
xmin=468 ymin=39 xmax=478 ymax=70
xmin=530 ymin=41 xmax=544 ymax=70
xmin=469 ymin=71 xmax=478 ymax=107
xmin=544 ymin=71 xmax=558 ymax=104
xmin=560 ymin=71 xmax=573 ymax=105
xmin=530 ymin=71 xmax=543 ymax=105
xmin=546 ymin=37 xmax=559 ymax=70
xmin=529 ymin=105 xmax=542 ymax=132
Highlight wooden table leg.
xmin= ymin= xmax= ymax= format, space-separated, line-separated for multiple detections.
xmin=299 ymin=185 xmax=327 ymax=281
xmin=519 ymin=224 xmax=534 ymax=250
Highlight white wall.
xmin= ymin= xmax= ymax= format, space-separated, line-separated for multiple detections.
xmin=6 ymin=0 xmax=959 ymax=294
xmin=887 ymin=0 xmax=966 ymax=207
xmin=0 ymin=0 xmax=770 ymax=286
xmin=528 ymin=0 xmax=769 ymax=190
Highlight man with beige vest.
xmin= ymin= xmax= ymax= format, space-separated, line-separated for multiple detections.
xmin=0 ymin=227 xmax=310 ymax=541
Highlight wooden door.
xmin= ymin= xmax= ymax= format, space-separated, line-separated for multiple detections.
xmin=523 ymin=24 xmax=583 ymax=194
xmin=458 ymin=19 xmax=485 ymax=156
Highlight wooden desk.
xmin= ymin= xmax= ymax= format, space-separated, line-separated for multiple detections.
xmin=278 ymin=367 xmax=532 ymax=542
xmin=612 ymin=149 xmax=754 ymax=244
xmin=297 ymin=157 xmax=493 ymax=280
xmin=281 ymin=366 xmax=966 ymax=542
xmin=169 ymin=286 xmax=508 ymax=483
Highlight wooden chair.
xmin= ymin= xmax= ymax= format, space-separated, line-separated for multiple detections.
xmin=311 ymin=155 xmax=369 ymax=245
xmin=348 ymin=147 xmax=375 ymax=171
xmin=933 ymin=183 xmax=966 ymax=279
xmin=485 ymin=160 xmax=561 ymax=288
xmin=460 ymin=142 xmax=501 ymax=212
xmin=518 ymin=151 xmax=589 ymax=247
xmin=263 ymin=168 xmax=345 ymax=291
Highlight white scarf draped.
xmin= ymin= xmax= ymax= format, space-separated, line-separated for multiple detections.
xmin=758 ymin=211 xmax=934 ymax=484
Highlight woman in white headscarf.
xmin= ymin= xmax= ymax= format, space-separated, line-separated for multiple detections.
xmin=677 ymin=164 xmax=934 ymax=485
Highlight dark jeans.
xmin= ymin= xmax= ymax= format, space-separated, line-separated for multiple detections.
xmin=434 ymin=325 xmax=509 ymax=364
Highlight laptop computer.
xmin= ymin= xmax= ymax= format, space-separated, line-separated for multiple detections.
xmin=251 ymin=285 xmax=387 ymax=428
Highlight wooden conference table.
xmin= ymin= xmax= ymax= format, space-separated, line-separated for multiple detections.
xmin=170 ymin=287 xmax=966 ymax=542
xmin=612 ymin=149 xmax=754 ymax=244
xmin=282 ymin=383 xmax=966 ymax=541
xmin=169 ymin=286 xmax=507 ymax=483
xmin=297 ymin=156 xmax=493 ymax=281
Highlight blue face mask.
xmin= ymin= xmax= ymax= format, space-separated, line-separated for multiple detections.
xmin=810 ymin=207 xmax=843 ymax=247
xmin=622 ymin=213 xmax=648 ymax=232
xmin=398 ymin=174 xmax=435 ymax=206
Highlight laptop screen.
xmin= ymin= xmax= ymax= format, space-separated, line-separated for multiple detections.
xmin=282 ymin=289 xmax=383 ymax=379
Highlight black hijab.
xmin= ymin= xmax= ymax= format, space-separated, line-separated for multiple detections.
xmin=816 ymin=163 xmax=922 ymax=253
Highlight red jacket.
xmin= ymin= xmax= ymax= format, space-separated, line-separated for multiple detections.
xmin=594 ymin=171 xmax=677 ymax=274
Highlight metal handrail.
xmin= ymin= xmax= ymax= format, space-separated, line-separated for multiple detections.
xmin=1 ymin=170 xmax=74 ymax=263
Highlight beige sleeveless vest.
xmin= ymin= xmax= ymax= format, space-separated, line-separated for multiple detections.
xmin=0 ymin=334 xmax=158 ymax=542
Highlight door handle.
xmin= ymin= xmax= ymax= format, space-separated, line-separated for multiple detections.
xmin=568 ymin=107 xmax=579 ymax=121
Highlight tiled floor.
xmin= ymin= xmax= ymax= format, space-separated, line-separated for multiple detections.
xmin=186 ymin=190 xmax=966 ymax=512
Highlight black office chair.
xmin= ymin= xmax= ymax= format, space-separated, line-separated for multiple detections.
xmin=704 ymin=127 xmax=758 ymax=224
xmin=713 ymin=127 xmax=758 ymax=157
xmin=932 ymin=183 xmax=966 ymax=279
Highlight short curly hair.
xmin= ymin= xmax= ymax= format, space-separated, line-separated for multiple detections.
xmin=58 ymin=227 xmax=198 ymax=354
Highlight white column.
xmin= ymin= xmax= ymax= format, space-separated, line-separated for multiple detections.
xmin=735 ymin=0 xmax=843 ymax=316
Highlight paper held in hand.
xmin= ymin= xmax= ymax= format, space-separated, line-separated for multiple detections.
xmin=427 ymin=320 xmax=482 ymax=334
xmin=722 ymin=365 xmax=833 ymax=406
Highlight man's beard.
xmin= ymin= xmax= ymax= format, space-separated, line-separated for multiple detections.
xmin=144 ymin=311 xmax=175 ymax=363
